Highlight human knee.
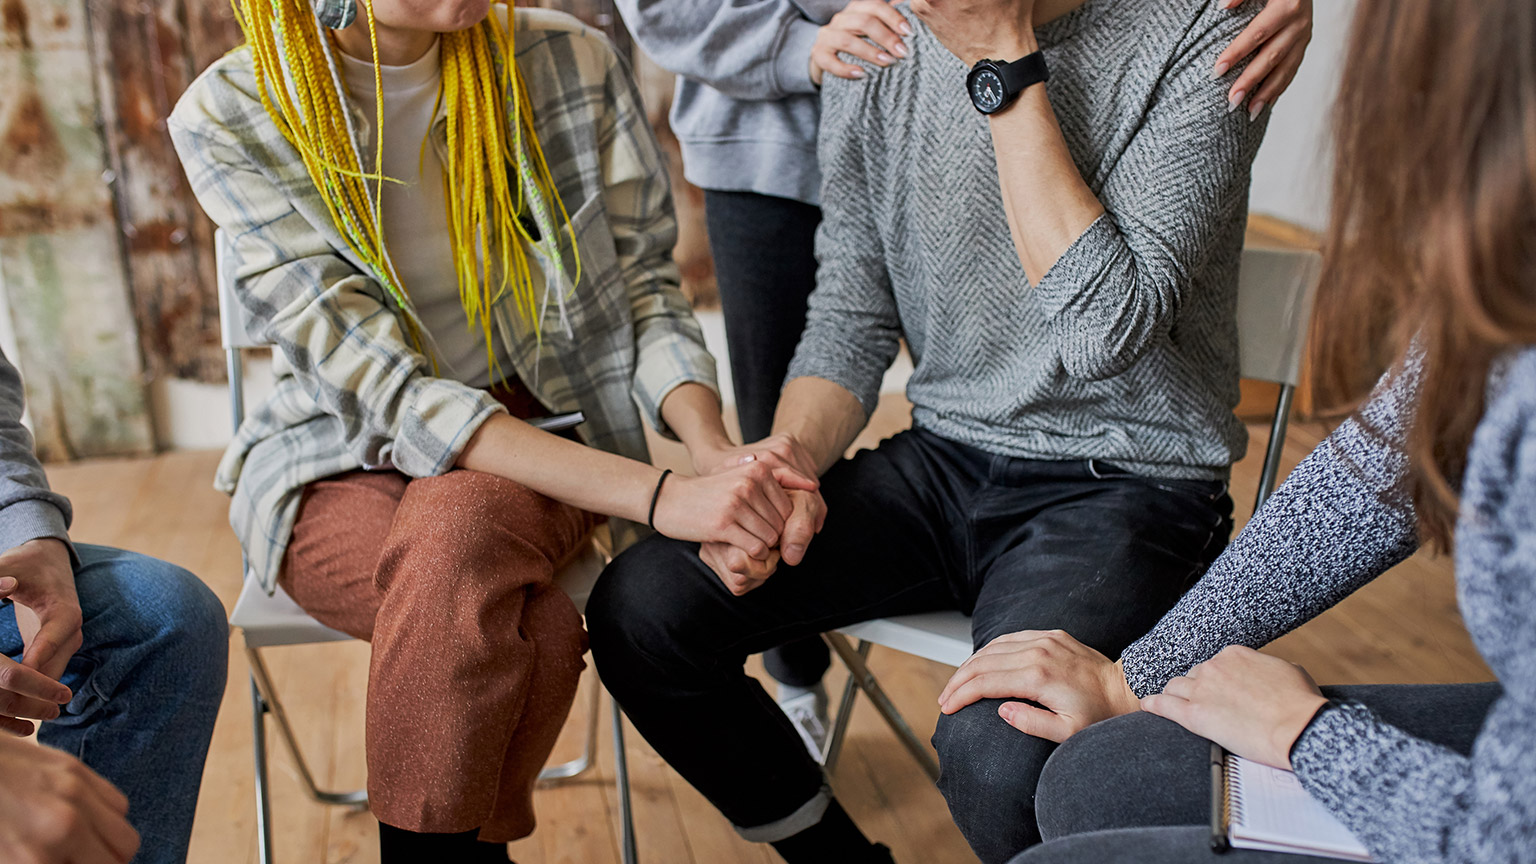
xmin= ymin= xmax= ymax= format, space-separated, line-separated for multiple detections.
xmin=933 ymin=699 xmax=1056 ymax=861
xmin=1036 ymin=713 xmax=1205 ymax=840
xmin=587 ymin=536 xmax=714 ymax=680
xmin=385 ymin=471 xmax=576 ymax=582
xmin=81 ymin=549 xmax=228 ymax=693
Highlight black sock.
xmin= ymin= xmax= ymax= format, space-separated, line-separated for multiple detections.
xmin=378 ymin=822 xmax=511 ymax=863
xmin=769 ymin=799 xmax=892 ymax=864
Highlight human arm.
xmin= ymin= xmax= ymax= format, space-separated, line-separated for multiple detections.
xmin=1147 ymin=362 xmax=1536 ymax=864
xmin=0 ymin=733 xmax=139 ymax=864
xmin=612 ymin=0 xmax=825 ymax=100
xmin=912 ymin=0 xmax=1269 ymax=380
xmin=937 ymin=362 xmax=1424 ymax=738
xmin=0 ymin=349 xmax=82 ymax=708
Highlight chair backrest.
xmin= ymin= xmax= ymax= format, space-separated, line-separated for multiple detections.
xmin=1234 ymin=247 xmax=1323 ymax=387
xmin=216 ymin=228 xmax=266 ymax=351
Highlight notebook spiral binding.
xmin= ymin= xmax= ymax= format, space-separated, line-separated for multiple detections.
xmin=1224 ymin=753 xmax=1245 ymax=827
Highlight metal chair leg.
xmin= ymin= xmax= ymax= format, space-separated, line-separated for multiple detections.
xmin=820 ymin=639 xmax=871 ymax=772
xmin=539 ymin=667 xmax=602 ymax=784
xmin=252 ymin=676 xmax=275 ymax=864
xmin=822 ymin=632 xmax=941 ymax=782
xmin=245 ymin=645 xmax=369 ymax=808
xmin=611 ymin=695 xmax=638 ymax=864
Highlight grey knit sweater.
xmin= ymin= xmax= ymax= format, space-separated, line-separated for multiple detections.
xmin=786 ymin=0 xmax=1268 ymax=480
xmin=1121 ymin=348 xmax=1536 ymax=863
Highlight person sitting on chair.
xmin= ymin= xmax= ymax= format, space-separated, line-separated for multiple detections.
xmin=169 ymin=0 xmax=817 ymax=859
xmin=937 ymin=2 xmax=1536 ymax=862
xmin=587 ymin=0 xmax=1280 ymax=861
xmin=0 ymin=346 xmax=227 ymax=864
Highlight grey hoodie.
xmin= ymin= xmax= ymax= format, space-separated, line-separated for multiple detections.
xmin=613 ymin=0 xmax=846 ymax=205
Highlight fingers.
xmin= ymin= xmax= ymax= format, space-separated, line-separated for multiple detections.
xmin=999 ymin=701 xmax=1075 ymax=743
xmin=770 ymin=466 xmax=820 ymax=492
xmin=758 ymin=471 xmax=796 ymax=522
xmin=721 ymin=524 xmax=772 ymax=561
xmin=23 ymin=614 xmax=82 ymax=680
xmin=779 ymin=493 xmax=824 ymax=566
xmin=0 ymin=575 xmax=15 ymax=600
xmin=1247 ymin=55 xmax=1300 ymax=115
xmin=0 ymin=657 xmax=72 ymax=711
xmin=1228 ymin=27 xmax=1305 ymax=113
xmin=73 ymin=774 xmax=139 ymax=863
xmin=0 ymin=715 xmax=35 ymax=736
xmin=1139 ymin=691 xmax=1194 ymax=728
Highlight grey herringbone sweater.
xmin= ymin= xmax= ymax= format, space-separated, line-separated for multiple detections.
xmin=787 ymin=0 xmax=1267 ymax=479
xmin=1122 ymin=349 xmax=1536 ymax=863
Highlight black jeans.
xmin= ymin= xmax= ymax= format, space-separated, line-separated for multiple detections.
xmin=704 ymin=188 xmax=830 ymax=687
xmin=1013 ymin=683 xmax=1502 ymax=864
xmin=589 ymin=428 xmax=1233 ymax=863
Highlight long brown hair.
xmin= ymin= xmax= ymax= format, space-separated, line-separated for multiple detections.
xmin=1312 ymin=0 xmax=1536 ymax=548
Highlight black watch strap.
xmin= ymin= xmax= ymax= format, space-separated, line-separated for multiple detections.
xmin=998 ymin=51 xmax=1050 ymax=95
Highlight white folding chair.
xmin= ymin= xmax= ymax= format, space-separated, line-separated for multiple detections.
xmin=819 ymin=247 xmax=1324 ymax=779
xmin=215 ymin=230 xmax=640 ymax=864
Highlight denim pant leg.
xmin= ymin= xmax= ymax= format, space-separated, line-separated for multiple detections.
xmin=1019 ymin=683 xmax=1502 ymax=864
xmin=588 ymin=430 xmax=972 ymax=841
xmin=703 ymin=188 xmax=830 ymax=688
xmin=0 ymin=545 xmax=230 ymax=864
xmin=933 ymin=462 xmax=1233 ymax=864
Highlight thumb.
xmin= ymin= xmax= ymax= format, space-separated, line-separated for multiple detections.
xmin=770 ymin=467 xmax=820 ymax=492
xmin=999 ymin=701 xmax=1075 ymax=743
xmin=0 ymin=576 xmax=15 ymax=600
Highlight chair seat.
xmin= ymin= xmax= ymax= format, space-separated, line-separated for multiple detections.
xmin=231 ymin=532 xmax=612 ymax=649
xmin=837 ymin=611 xmax=973 ymax=668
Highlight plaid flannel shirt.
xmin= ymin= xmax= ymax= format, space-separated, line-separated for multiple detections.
xmin=169 ymin=8 xmax=717 ymax=593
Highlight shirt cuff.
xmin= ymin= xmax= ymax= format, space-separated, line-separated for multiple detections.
xmin=0 ymin=500 xmax=78 ymax=566
xmin=774 ymin=18 xmax=821 ymax=96
xmin=389 ymin=379 xmax=508 ymax=478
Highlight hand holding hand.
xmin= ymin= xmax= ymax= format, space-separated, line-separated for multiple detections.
xmin=910 ymin=0 xmax=1038 ymax=67
xmin=1140 ymin=645 xmax=1327 ymax=769
xmin=652 ymin=461 xmax=818 ymax=559
xmin=810 ymin=0 xmax=913 ymax=86
xmin=937 ymin=629 xmax=1139 ymax=741
xmin=697 ymin=488 xmax=827 ymax=595
xmin=1215 ymin=0 xmax=1313 ymax=118
xmin=691 ymin=433 xmax=820 ymax=487
xmin=0 ymin=733 xmax=140 ymax=863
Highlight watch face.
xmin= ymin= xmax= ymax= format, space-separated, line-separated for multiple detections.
xmin=970 ymin=68 xmax=1006 ymax=113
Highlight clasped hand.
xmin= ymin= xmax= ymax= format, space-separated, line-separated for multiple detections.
xmin=681 ymin=434 xmax=828 ymax=596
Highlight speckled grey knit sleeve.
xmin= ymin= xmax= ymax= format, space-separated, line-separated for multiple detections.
xmin=1288 ymin=350 xmax=1536 ymax=864
xmin=1119 ymin=362 xmax=1422 ymax=696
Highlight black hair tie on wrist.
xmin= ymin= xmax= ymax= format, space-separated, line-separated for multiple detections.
xmin=647 ymin=469 xmax=674 ymax=532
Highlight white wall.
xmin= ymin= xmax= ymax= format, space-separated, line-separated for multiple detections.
xmin=1247 ymin=0 xmax=1357 ymax=231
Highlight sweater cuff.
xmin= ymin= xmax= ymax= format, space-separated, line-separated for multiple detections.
xmin=0 ymin=500 xmax=78 ymax=566
xmin=774 ymin=18 xmax=821 ymax=96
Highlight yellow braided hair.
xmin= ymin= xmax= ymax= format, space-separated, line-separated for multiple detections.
xmin=230 ymin=0 xmax=580 ymax=375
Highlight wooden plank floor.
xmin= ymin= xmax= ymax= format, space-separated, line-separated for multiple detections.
xmin=43 ymin=396 xmax=1491 ymax=864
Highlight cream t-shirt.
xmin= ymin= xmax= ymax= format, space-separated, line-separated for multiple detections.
xmin=339 ymin=40 xmax=513 ymax=388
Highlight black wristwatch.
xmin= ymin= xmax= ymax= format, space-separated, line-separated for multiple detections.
xmin=967 ymin=51 xmax=1049 ymax=115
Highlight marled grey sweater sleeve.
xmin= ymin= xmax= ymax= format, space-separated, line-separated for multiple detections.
xmin=1290 ymin=354 xmax=1536 ymax=864
xmin=0 ymin=347 xmax=74 ymax=557
xmin=784 ymin=69 xmax=904 ymax=415
xmin=1120 ymin=362 xmax=1422 ymax=695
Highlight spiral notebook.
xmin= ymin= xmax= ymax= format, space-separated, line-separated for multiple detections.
xmin=1211 ymin=745 xmax=1375 ymax=861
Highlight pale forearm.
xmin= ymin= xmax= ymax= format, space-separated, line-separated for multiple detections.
xmin=659 ymin=382 xmax=735 ymax=454
xmin=989 ymin=77 xmax=1105 ymax=283
xmin=771 ymin=377 xmax=867 ymax=475
xmin=456 ymin=414 xmax=662 ymax=522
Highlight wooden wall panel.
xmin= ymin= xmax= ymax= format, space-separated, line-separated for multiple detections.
xmin=0 ymin=0 xmax=154 ymax=460
xmin=87 ymin=0 xmax=238 ymax=384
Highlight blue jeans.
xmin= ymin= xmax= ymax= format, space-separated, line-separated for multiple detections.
xmin=0 ymin=544 xmax=228 ymax=864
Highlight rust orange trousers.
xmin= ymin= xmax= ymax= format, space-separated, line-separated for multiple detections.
xmin=279 ymin=387 xmax=600 ymax=842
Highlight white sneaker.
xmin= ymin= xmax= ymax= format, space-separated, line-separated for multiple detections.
xmin=778 ymin=683 xmax=831 ymax=763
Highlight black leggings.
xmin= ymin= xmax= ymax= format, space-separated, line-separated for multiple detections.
xmin=703 ymin=188 xmax=829 ymax=687
xmin=1013 ymin=683 xmax=1502 ymax=863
